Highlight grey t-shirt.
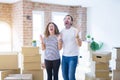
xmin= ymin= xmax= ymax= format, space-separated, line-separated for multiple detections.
xmin=44 ymin=35 xmax=60 ymax=60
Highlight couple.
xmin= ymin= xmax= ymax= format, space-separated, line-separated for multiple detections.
xmin=40 ymin=15 xmax=82 ymax=80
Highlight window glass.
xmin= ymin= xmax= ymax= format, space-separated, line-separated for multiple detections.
xmin=32 ymin=11 xmax=44 ymax=47
xmin=52 ymin=12 xmax=68 ymax=32
xmin=0 ymin=21 xmax=11 ymax=52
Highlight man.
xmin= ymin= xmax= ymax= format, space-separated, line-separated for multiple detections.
xmin=58 ymin=15 xmax=82 ymax=80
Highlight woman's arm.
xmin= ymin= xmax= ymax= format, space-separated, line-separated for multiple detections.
xmin=57 ymin=34 xmax=63 ymax=50
xmin=40 ymin=35 xmax=46 ymax=50
xmin=41 ymin=42 xmax=46 ymax=50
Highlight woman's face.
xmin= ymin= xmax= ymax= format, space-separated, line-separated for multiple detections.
xmin=64 ymin=16 xmax=72 ymax=28
xmin=48 ymin=23 xmax=55 ymax=34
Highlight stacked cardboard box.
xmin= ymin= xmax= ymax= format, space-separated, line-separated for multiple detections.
xmin=23 ymin=70 xmax=43 ymax=80
xmin=22 ymin=46 xmax=43 ymax=80
xmin=92 ymin=52 xmax=111 ymax=80
xmin=0 ymin=69 xmax=20 ymax=80
xmin=0 ymin=52 xmax=19 ymax=69
xmin=112 ymin=47 xmax=120 ymax=80
xmin=0 ymin=52 xmax=20 ymax=80
xmin=4 ymin=74 xmax=32 ymax=80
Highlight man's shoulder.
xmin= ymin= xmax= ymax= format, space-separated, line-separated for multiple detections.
xmin=71 ymin=26 xmax=77 ymax=30
xmin=71 ymin=27 xmax=78 ymax=33
xmin=60 ymin=28 xmax=65 ymax=33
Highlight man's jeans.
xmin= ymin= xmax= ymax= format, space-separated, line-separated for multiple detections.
xmin=62 ymin=56 xmax=78 ymax=80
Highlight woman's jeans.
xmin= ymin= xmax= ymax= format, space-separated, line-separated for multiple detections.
xmin=62 ymin=56 xmax=78 ymax=80
xmin=45 ymin=59 xmax=60 ymax=80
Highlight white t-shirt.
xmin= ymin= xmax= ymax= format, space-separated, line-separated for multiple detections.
xmin=61 ymin=27 xmax=79 ymax=56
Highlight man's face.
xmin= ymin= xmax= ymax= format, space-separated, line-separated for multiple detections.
xmin=64 ymin=16 xmax=73 ymax=28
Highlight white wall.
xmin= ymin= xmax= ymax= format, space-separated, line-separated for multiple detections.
xmin=86 ymin=0 xmax=120 ymax=69
xmin=87 ymin=0 xmax=120 ymax=51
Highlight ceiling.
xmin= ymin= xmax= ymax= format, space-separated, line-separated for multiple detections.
xmin=0 ymin=0 xmax=90 ymax=6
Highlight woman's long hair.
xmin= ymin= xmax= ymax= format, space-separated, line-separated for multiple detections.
xmin=44 ymin=22 xmax=59 ymax=37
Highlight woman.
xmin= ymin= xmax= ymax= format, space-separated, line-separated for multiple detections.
xmin=40 ymin=22 xmax=61 ymax=80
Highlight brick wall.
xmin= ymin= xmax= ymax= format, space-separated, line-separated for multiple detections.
xmin=12 ymin=0 xmax=33 ymax=51
xmin=23 ymin=0 xmax=33 ymax=46
xmin=0 ymin=0 xmax=87 ymax=51
xmin=0 ymin=3 xmax=12 ymax=26
xmin=33 ymin=2 xmax=87 ymax=40
xmin=12 ymin=1 xmax=23 ymax=51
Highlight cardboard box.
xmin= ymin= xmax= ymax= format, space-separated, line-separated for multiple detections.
xmin=95 ymin=70 xmax=109 ymax=78
xmin=95 ymin=62 xmax=109 ymax=70
xmin=23 ymin=54 xmax=41 ymax=62
xmin=0 ymin=52 xmax=18 ymax=69
xmin=95 ymin=77 xmax=111 ymax=80
xmin=113 ymin=47 xmax=120 ymax=60
xmin=85 ymin=72 xmax=95 ymax=80
xmin=23 ymin=70 xmax=43 ymax=80
xmin=6 ymin=74 xmax=32 ymax=80
xmin=0 ymin=69 xmax=20 ymax=80
xmin=112 ymin=70 xmax=120 ymax=80
xmin=4 ymin=77 xmax=21 ymax=80
xmin=114 ymin=59 xmax=120 ymax=70
xmin=92 ymin=52 xmax=111 ymax=63
xmin=22 ymin=46 xmax=39 ymax=56
xmin=23 ymin=62 xmax=41 ymax=70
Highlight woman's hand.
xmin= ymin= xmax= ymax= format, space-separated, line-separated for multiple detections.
xmin=41 ymin=63 xmax=46 ymax=69
xmin=40 ymin=35 xmax=45 ymax=50
xmin=57 ymin=34 xmax=63 ymax=50
xmin=40 ymin=35 xmax=43 ymax=43
xmin=58 ymin=34 xmax=62 ymax=41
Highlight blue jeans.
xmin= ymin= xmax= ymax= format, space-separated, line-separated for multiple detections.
xmin=62 ymin=56 xmax=78 ymax=80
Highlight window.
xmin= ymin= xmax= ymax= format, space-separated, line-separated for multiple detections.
xmin=32 ymin=11 xmax=44 ymax=47
xmin=52 ymin=12 xmax=68 ymax=32
xmin=0 ymin=21 xmax=11 ymax=52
